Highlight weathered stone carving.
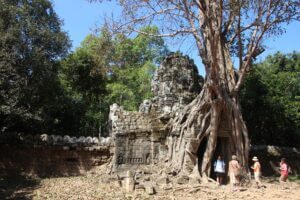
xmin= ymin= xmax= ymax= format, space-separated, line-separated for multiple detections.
xmin=110 ymin=53 xmax=203 ymax=172
xmin=110 ymin=103 xmax=166 ymax=171
xmin=138 ymin=99 xmax=152 ymax=113
xmin=151 ymin=53 xmax=203 ymax=115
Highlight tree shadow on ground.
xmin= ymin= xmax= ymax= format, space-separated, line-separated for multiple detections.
xmin=0 ymin=175 xmax=40 ymax=200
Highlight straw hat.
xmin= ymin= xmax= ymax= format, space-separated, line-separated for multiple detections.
xmin=252 ymin=156 xmax=259 ymax=161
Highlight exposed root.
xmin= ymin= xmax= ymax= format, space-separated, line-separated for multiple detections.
xmin=166 ymin=82 xmax=250 ymax=182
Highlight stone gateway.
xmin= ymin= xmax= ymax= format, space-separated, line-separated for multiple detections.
xmin=109 ymin=53 xmax=203 ymax=172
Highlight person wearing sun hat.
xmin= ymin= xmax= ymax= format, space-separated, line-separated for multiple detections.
xmin=251 ymin=156 xmax=262 ymax=188
xmin=229 ymin=155 xmax=241 ymax=191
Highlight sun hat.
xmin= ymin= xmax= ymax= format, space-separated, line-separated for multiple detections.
xmin=252 ymin=156 xmax=259 ymax=161
xmin=232 ymin=155 xmax=237 ymax=160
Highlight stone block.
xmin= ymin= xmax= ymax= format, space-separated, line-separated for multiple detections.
xmin=145 ymin=185 xmax=155 ymax=195
xmin=176 ymin=175 xmax=189 ymax=185
xmin=155 ymin=176 xmax=169 ymax=186
xmin=125 ymin=171 xmax=135 ymax=192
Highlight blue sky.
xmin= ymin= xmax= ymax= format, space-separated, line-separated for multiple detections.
xmin=52 ymin=0 xmax=300 ymax=75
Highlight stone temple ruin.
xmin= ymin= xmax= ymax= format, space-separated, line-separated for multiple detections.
xmin=109 ymin=53 xmax=203 ymax=172
xmin=1 ymin=54 xmax=300 ymax=194
xmin=107 ymin=54 xmax=300 ymax=193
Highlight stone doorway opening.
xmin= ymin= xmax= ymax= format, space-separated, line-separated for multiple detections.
xmin=210 ymin=137 xmax=230 ymax=182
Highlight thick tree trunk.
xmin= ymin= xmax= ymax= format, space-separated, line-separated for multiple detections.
xmin=167 ymin=46 xmax=250 ymax=183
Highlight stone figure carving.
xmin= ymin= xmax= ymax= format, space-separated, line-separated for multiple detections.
xmin=139 ymin=99 xmax=152 ymax=113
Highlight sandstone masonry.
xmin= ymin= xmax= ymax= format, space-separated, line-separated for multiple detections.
xmin=109 ymin=53 xmax=203 ymax=172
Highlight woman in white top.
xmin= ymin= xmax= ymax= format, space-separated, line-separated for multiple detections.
xmin=214 ymin=155 xmax=226 ymax=185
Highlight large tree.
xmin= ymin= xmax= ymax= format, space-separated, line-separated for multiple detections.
xmin=0 ymin=0 xmax=70 ymax=133
xmin=91 ymin=0 xmax=299 ymax=181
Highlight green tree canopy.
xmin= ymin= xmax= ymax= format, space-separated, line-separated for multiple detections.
xmin=240 ymin=52 xmax=300 ymax=147
xmin=0 ymin=0 xmax=70 ymax=133
xmin=106 ymin=26 xmax=168 ymax=110
xmin=66 ymin=25 xmax=168 ymax=107
xmin=60 ymin=47 xmax=107 ymax=136
xmin=60 ymin=25 xmax=168 ymax=135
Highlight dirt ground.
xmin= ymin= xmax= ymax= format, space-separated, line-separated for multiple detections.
xmin=2 ymin=164 xmax=300 ymax=200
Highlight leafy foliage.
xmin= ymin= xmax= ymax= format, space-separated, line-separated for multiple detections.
xmin=60 ymin=48 xmax=107 ymax=136
xmin=0 ymin=0 xmax=70 ymax=134
xmin=59 ymin=25 xmax=168 ymax=135
xmin=240 ymin=52 xmax=300 ymax=147
xmin=82 ymin=26 xmax=168 ymax=110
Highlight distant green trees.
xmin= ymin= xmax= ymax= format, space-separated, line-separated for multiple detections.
xmin=0 ymin=1 xmax=299 ymax=146
xmin=240 ymin=52 xmax=300 ymax=147
xmin=105 ymin=26 xmax=168 ymax=110
xmin=59 ymin=25 xmax=168 ymax=136
xmin=0 ymin=0 xmax=168 ymax=136
xmin=0 ymin=0 xmax=70 ymax=134
xmin=0 ymin=1 xmax=167 ymax=136
xmin=59 ymin=48 xmax=107 ymax=136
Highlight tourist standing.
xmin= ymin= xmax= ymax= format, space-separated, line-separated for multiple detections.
xmin=228 ymin=155 xmax=241 ymax=191
xmin=279 ymin=158 xmax=289 ymax=183
xmin=251 ymin=156 xmax=262 ymax=188
xmin=214 ymin=155 xmax=226 ymax=185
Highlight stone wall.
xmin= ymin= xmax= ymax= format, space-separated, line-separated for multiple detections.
xmin=0 ymin=145 xmax=111 ymax=177
xmin=0 ymin=133 xmax=112 ymax=177
xmin=1 ymin=142 xmax=299 ymax=178
xmin=109 ymin=104 xmax=167 ymax=172
xmin=109 ymin=54 xmax=203 ymax=172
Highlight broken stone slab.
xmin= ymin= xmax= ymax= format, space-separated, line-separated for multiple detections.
xmin=125 ymin=171 xmax=135 ymax=192
xmin=135 ymin=184 xmax=145 ymax=191
xmin=145 ymin=185 xmax=155 ymax=195
xmin=134 ymin=170 xmax=144 ymax=181
xmin=143 ymin=176 xmax=151 ymax=182
xmin=176 ymin=175 xmax=189 ymax=185
xmin=155 ymin=175 xmax=169 ymax=186
xmin=164 ymin=166 xmax=177 ymax=176
xmin=162 ymin=183 xmax=173 ymax=190
xmin=144 ymin=182 xmax=155 ymax=195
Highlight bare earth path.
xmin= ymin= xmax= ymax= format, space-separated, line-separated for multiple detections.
xmin=32 ymin=177 xmax=300 ymax=200
xmin=7 ymin=165 xmax=300 ymax=200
